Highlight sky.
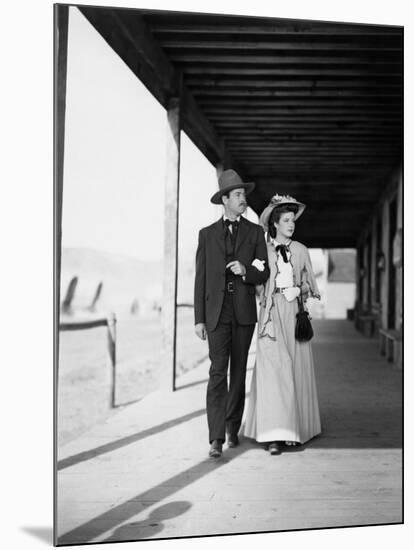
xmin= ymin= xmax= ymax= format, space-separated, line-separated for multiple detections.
xmin=62 ymin=6 xmax=257 ymax=263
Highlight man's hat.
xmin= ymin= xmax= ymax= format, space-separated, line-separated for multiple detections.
xmin=259 ymin=194 xmax=306 ymax=232
xmin=210 ymin=169 xmax=255 ymax=205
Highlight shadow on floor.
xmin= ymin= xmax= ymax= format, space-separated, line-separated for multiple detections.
xmin=58 ymin=407 xmax=207 ymax=471
xmin=103 ymin=501 xmax=192 ymax=542
xmin=58 ymin=442 xmax=250 ymax=545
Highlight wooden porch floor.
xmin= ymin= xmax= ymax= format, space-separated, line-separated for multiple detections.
xmin=56 ymin=319 xmax=402 ymax=545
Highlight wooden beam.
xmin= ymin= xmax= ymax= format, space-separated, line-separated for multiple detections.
xmin=220 ymin=127 xmax=401 ymax=137
xmin=192 ymin=89 xmax=401 ymax=98
xmin=215 ymin=121 xmax=399 ymax=129
xmin=230 ymin=152 xmax=397 ymax=159
xmin=181 ymin=67 xmax=402 ymax=76
xmin=185 ymin=77 xmax=403 ymax=87
xmin=204 ymin=108 xmax=401 ymax=116
xmin=170 ymin=53 xmax=401 ymax=65
xmin=229 ymin=149 xmax=398 ymax=156
xmin=159 ymin=39 xmax=402 ymax=51
xmin=237 ymin=161 xmax=394 ymax=168
xmin=198 ymin=96 xmax=401 ymax=104
xmin=79 ymin=8 xmax=238 ymax=172
xmin=253 ymin=175 xmax=388 ymax=185
xmin=200 ymin=100 xmax=401 ymax=109
xmin=248 ymin=167 xmax=393 ymax=176
xmin=226 ymin=136 xmax=400 ymax=143
xmin=208 ymin=113 xmax=400 ymax=121
xmin=148 ymin=18 xmax=401 ymax=35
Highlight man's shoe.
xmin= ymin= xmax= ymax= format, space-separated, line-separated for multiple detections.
xmin=209 ymin=440 xmax=223 ymax=458
xmin=227 ymin=434 xmax=239 ymax=448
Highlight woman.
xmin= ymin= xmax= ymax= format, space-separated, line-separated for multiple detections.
xmin=242 ymin=194 xmax=321 ymax=455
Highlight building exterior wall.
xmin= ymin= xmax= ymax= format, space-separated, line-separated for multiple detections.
xmin=395 ymin=174 xmax=403 ymax=332
xmin=355 ymin=164 xmax=402 ymax=353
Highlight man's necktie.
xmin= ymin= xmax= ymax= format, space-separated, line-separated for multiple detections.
xmin=224 ymin=219 xmax=239 ymax=233
xmin=224 ymin=219 xmax=239 ymax=245
xmin=276 ymin=244 xmax=289 ymax=263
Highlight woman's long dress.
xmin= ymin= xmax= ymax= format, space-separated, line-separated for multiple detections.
xmin=242 ymin=241 xmax=321 ymax=444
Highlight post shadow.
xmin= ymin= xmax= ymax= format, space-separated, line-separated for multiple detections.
xmin=58 ymin=442 xmax=251 ymax=545
xmin=58 ymin=407 xmax=207 ymax=471
xmin=103 ymin=501 xmax=192 ymax=542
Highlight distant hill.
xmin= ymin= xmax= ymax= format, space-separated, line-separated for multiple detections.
xmin=60 ymin=247 xmax=162 ymax=315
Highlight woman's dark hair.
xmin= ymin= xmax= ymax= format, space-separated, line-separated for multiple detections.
xmin=268 ymin=205 xmax=299 ymax=238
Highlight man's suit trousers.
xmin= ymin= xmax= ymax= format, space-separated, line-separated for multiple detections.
xmin=206 ymin=290 xmax=255 ymax=443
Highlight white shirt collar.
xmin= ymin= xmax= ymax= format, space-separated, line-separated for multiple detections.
xmin=271 ymin=238 xmax=291 ymax=247
xmin=223 ymin=215 xmax=241 ymax=222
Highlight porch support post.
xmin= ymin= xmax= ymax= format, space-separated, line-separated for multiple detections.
xmin=380 ymin=199 xmax=390 ymax=330
xmin=54 ymin=3 xmax=69 ymax=372
xmin=362 ymin=239 xmax=369 ymax=311
xmin=216 ymin=162 xmax=224 ymax=178
xmin=162 ymin=96 xmax=181 ymax=391
xmin=53 ymin=4 xmax=69 ymax=546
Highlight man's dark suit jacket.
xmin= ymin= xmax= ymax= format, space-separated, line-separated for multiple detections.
xmin=194 ymin=216 xmax=270 ymax=332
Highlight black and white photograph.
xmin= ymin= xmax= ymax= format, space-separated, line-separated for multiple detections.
xmin=52 ymin=1 xmax=403 ymax=546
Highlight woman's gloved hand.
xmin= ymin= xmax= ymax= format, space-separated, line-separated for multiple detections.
xmin=282 ymin=286 xmax=301 ymax=302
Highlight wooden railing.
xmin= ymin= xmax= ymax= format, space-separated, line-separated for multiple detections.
xmin=59 ymin=313 xmax=117 ymax=408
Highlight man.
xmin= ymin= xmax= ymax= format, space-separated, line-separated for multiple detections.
xmin=194 ymin=169 xmax=270 ymax=458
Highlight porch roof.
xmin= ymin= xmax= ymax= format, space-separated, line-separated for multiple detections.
xmin=80 ymin=6 xmax=402 ymax=247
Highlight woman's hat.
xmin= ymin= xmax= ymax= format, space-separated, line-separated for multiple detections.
xmin=259 ymin=194 xmax=306 ymax=232
xmin=210 ymin=169 xmax=255 ymax=205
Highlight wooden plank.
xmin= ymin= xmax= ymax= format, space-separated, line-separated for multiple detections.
xmin=230 ymin=154 xmax=397 ymax=161
xmin=148 ymin=18 xmax=402 ymax=35
xmin=159 ymin=39 xmax=402 ymax=51
xmin=248 ymin=166 xmax=393 ymax=176
xmin=228 ymin=140 xmax=398 ymax=147
xmin=215 ymin=121 xmax=399 ymax=129
xmin=208 ymin=113 xmax=400 ymax=120
xmin=185 ymin=77 xmax=403 ymax=87
xmin=198 ymin=94 xmax=401 ymax=103
xmin=231 ymin=147 xmax=398 ymax=154
xmin=182 ymin=67 xmax=402 ymax=76
xmin=226 ymin=138 xmax=400 ymax=145
xmin=192 ymin=89 xmax=401 ymax=98
xmin=200 ymin=99 xmax=401 ymax=108
xmin=60 ymin=319 xmax=109 ymax=331
xmin=236 ymin=161 xmax=394 ymax=168
xmin=252 ymin=175 xmax=385 ymax=185
xmin=168 ymin=54 xmax=402 ymax=66
xmin=171 ymin=53 xmax=401 ymax=65
xmin=203 ymin=106 xmax=401 ymax=114
xmin=223 ymin=127 xmax=400 ymax=141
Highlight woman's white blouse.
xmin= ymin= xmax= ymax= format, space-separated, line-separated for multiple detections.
xmin=272 ymin=239 xmax=294 ymax=288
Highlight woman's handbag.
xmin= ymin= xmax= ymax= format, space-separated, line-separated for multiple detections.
xmin=295 ymin=291 xmax=314 ymax=342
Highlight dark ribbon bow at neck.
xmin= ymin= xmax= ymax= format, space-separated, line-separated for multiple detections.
xmin=275 ymin=244 xmax=289 ymax=263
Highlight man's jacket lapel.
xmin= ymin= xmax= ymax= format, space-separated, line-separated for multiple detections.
xmin=211 ymin=219 xmax=225 ymax=255
xmin=235 ymin=216 xmax=249 ymax=254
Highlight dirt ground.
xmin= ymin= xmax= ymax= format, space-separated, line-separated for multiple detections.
xmin=57 ymin=310 xmax=208 ymax=445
